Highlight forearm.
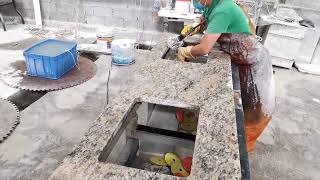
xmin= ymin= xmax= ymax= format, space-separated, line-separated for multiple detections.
xmin=191 ymin=43 xmax=209 ymax=57
xmin=190 ymin=33 xmax=221 ymax=58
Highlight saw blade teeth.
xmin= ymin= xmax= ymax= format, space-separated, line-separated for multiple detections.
xmin=0 ymin=98 xmax=20 ymax=144
xmin=1 ymin=57 xmax=97 ymax=91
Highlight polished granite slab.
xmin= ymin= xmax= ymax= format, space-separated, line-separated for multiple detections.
xmin=50 ymin=38 xmax=241 ymax=179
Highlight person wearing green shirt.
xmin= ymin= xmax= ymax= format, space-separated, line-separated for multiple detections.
xmin=178 ymin=0 xmax=275 ymax=152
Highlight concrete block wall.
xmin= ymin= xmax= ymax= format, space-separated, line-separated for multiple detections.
xmin=285 ymin=0 xmax=320 ymax=10
xmin=0 ymin=0 xmax=159 ymax=31
xmin=0 ymin=0 xmax=34 ymax=19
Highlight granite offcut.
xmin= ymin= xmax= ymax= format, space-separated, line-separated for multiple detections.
xmin=50 ymin=37 xmax=240 ymax=180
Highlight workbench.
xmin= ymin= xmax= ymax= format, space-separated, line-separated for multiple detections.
xmin=0 ymin=30 xmax=249 ymax=179
xmin=158 ymin=9 xmax=201 ymax=33
xmin=49 ymin=34 xmax=245 ymax=179
xmin=158 ymin=9 xmax=201 ymax=24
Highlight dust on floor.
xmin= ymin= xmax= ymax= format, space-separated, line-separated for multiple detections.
xmin=250 ymin=67 xmax=320 ymax=180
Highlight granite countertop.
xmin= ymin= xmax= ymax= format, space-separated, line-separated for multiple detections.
xmin=50 ymin=36 xmax=241 ymax=180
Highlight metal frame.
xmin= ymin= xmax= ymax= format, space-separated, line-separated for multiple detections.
xmin=0 ymin=0 xmax=25 ymax=31
xmin=231 ymin=63 xmax=251 ymax=180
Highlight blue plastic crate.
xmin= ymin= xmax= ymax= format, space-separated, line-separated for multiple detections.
xmin=23 ymin=39 xmax=77 ymax=80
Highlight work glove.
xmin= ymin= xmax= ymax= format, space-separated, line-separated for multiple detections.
xmin=180 ymin=24 xmax=201 ymax=36
xmin=178 ymin=46 xmax=194 ymax=62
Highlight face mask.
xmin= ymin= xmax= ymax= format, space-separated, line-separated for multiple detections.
xmin=193 ymin=0 xmax=206 ymax=11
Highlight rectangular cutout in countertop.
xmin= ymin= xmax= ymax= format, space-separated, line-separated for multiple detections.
xmin=135 ymin=43 xmax=153 ymax=50
xmin=161 ymin=43 xmax=208 ymax=64
xmin=98 ymin=102 xmax=200 ymax=177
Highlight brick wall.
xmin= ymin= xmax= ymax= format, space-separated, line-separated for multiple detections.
xmin=0 ymin=0 xmax=159 ymax=31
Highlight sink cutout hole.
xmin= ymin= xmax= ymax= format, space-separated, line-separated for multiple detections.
xmin=161 ymin=46 xmax=208 ymax=64
xmin=135 ymin=43 xmax=153 ymax=50
xmin=99 ymin=102 xmax=200 ymax=177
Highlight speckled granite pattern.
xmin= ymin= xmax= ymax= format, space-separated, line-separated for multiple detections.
xmin=50 ymin=35 xmax=240 ymax=180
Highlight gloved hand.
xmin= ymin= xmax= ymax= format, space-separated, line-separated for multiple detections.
xmin=181 ymin=24 xmax=201 ymax=36
xmin=178 ymin=46 xmax=194 ymax=62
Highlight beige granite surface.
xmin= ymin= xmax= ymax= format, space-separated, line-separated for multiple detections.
xmin=50 ymin=37 xmax=240 ymax=180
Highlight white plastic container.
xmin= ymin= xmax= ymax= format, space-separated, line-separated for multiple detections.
xmin=175 ymin=0 xmax=191 ymax=14
xmin=111 ymin=39 xmax=136 ymax=65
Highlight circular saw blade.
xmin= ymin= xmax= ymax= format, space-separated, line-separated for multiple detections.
xmin=0 ymin=98 xmax=20 ymax=143
xmin=0 ymin=56 xmax=97 ymax=91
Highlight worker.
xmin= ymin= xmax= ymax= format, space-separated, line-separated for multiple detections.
xmin=178 ymin=0 xmax=275 ymax=152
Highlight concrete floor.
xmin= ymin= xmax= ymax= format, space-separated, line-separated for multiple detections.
xmin=0 ymin=25 xmax=319 ymax=179
xmin=250 ymin=67 xmax=320 ymax=180
xmin=0 ymin=25 xmax=110 ymax=179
